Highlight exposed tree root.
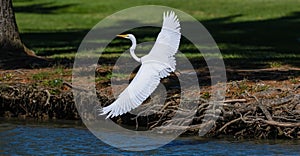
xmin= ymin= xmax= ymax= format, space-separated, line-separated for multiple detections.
xmin=0 ymin=79 xmax=299 ymax=139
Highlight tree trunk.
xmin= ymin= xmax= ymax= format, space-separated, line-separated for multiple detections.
xmin=0 ymin=0 xmax=47 ymax=69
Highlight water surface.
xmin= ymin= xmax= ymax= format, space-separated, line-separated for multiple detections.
xmin=0 ymin=120 xmax=299 ymax=155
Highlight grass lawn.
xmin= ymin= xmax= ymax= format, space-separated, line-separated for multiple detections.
xmin=13 ymin=0 xmax=300 ymax=73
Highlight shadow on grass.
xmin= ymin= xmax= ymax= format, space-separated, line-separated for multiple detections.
xmin=17 ymin=11 xmax=300 ymax=81
xmin=14 ymin=2 xmax=77 ymax=14
xmin=211 ymin=12 xmax=300 ymax=68
xmin=21 ymin=30 xmax=87 ymax=56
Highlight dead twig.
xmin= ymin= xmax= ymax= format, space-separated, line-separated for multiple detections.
xmin=44 ymin=90 xmax=51 ymax=106
xmin=63 ymin=81 xmax=89 ymax=92
xmin=218 ymin=117 xmax=242 ymax=133
xmin=258 ymin=118 xmax=300 ymax=127
xmin=222 ymin=99 xmax=247 ymax=103
xmin=245 ymin=91 xmax=273 ymax=121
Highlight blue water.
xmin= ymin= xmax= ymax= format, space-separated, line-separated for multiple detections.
xmin=0 ymin=121 xmax=299 ymax=155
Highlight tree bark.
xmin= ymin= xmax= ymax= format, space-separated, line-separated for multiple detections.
xmin=0 ymin=0 xmax=47 ymax=69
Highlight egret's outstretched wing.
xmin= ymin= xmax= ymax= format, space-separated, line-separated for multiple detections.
xmin=100 ymin=62 xmax=170 ymax=119
xmin=142 ymin=11 xmax=181 ymax=70
xmin=100 ymin=11 xmax=181 ymax=118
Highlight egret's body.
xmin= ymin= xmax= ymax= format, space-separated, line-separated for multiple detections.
xmin=100 ymin=11 xmax=181 ymax=118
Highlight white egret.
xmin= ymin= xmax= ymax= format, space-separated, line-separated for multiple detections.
xmin=100 ymin=11 xmax=181 ymax=119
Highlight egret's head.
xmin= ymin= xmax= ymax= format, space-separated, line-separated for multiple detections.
xmin=116 ymin=34 xmax=135 ymax=40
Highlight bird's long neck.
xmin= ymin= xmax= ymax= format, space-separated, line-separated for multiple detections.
xmin=129 ymin=37 xmax=141 ymax=63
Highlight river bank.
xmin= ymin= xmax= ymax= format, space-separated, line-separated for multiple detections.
xmin=1 ymin=67 xmax=300 ymax=139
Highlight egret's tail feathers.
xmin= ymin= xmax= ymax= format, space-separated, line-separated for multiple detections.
xmin=163 ymin=11 xmax=181 ymax=34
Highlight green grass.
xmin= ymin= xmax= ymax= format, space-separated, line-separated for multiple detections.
xmin=13 ymin=0 xmax=300 ymax=69
xmin=32 ymin=72 xmax=50 ymax=81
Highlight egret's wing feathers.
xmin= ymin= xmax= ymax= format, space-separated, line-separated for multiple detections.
xmin=100 ymin=11 xmax=181 ymax=119
xmin=142 ymin=11 xmax=181 ymax=70
xmin=159 ymin=11 xmax=181 ymax=51
xmin=100 ymin=63 xmax=169 ymax=119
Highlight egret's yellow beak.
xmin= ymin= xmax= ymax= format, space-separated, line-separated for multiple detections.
xmin=116 ymin=34 xmax=128 ymax=38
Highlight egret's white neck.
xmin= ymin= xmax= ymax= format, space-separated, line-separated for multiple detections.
xmin=129 ymin=36 xmax=141 ymax=63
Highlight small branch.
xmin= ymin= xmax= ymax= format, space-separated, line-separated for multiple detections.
xmin=218 ymin=117 xmax=242 ymax=133
xmin=44 ymin=89 xmax=51 ymax=106
xmin=246 ymin=91 xmax=273 ymax=121
xmin=258 ymin=118 xmax=300 ymax=127
xmin=63 ymin=81 xmax=89 ymax=92
xmin=222 ymin=99 xmax=247 ymax=103
xmin=271 ymin=95 xmax=294 ymax=107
